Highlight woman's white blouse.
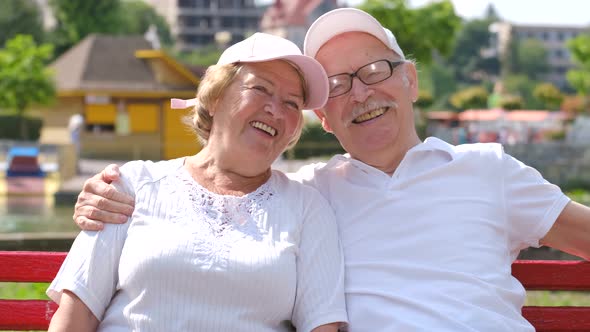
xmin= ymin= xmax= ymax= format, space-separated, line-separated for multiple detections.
xmin=47 ymin=158 xmax=347 ymax=331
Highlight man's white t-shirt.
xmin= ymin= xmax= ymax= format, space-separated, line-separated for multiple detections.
xmin=291 ymin=137 xmax=570 ymax=331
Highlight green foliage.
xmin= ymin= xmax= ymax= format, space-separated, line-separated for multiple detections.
xmin=118 ymin=0 xmax=174 ymax=46
xmin=174 ymin=45 xmax=224 ymax=67
xmin=429 ymin=62 xmax=456 ymax=100
xmin=483 ymin=4 xmax=501 ymax=21
xmin=533 ymin=83 xmax=563 ymax=110
xmin=566 ymin=70 xmax=590 ymax=99
xmin=0 ymin=282 xmax=50 ymax=300
xmin=289 ymin=122 xmax=345 ymax=159
xmin=0 ymin=115 xmax=43 ymax=140
xmin=503 ymin=74 xmax=539 ymax=109
xmin=567 ymin=189 xmax=590 ymax=206
xmin=48 ymin=0 xmax=174 ymax=57
xmin=415 ymin=90 xmax=433 ymax=109
xmin=359 ymin=0 xmax=461 ymax=64
xmin=504 ymin=38 xmax=549 ymax=80
xmin=0 ymin=0 xmax=45 ymax=46
xmin=517 ymin=39 xmax=549 ymax=80
xmin=544 ymin=129 xmax=566 ymax=141
xmin=49 ymin=0 xmax=123 ymax=55
xmin=566 ymin=37 xmax=590 ymax=109
xmin=0 ymin=35 xmax=54 ymax=140
xmin=447 ymin=18 xmax=500 ymax=83
xmin=563 ymin=181 xmax=590 ymax=194
xmin=568 ymin=34 xmax=590 ymax=69
xmin=525 ymin=291 xmax=590 ymax=307
xmin=449 ymin=86 xmax=488 ymax=110
xmin=499 ymin=95 xmax=524 ymax=110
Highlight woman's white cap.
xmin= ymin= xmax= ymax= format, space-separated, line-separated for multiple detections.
xmin=216 ymin=32 xmax=329 ymax=109
xmin=304 ymin=8 xmax=405 ymax=60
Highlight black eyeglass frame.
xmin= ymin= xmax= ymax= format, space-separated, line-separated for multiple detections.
xmin=327 ymin=59 xmax=406 ymax=98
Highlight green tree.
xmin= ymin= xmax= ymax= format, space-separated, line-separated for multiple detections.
xmin=447 ymin=19 xmax=500 ymax=84
xmin=449 ymin=86 xmax=489 ymax=110
xmin=504 ymin=39 xmax=549 ymax=80
xmin=49 ymin=0 xmax=123 ymax=56
xmin=359 ymin=0 xmax=461 ymax=64
xmin=518 ymin=39 xmax=549 ymax=80
xmin=566 ymin=34 xmax=590 ymax=112
xmin=533 ymin=83 xmax=563 ymax=110
xmin=429 ymin=62 xmax=456 ymax=105
xmin=483 ymin=3 xmax=501 ymax=21
xmin=119 ymin=0 xmax=174 ymax=47
xmin=415 ymin=90 xmax=433 ymax=110
xmin=175 ymin=45 xmax=224 ymax=67
xmin=0 ymin=0 xmax=45 ymax=46
xmin=499 ymin=95 xmax=524 ymax=110
xmin=503 ymin=74 xmax=539 ymax=109
xmin=49 ymin=0 xmax=175 ymax=57
xmin=0 ymin=35 xmax=55 ymax=139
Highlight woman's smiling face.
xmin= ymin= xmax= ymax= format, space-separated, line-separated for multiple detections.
xmin=207 ymin=60 xmax=305 ymax=167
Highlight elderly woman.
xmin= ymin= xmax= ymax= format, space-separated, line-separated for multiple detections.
xmin=47 ymin=33 xmax=347 ymax=332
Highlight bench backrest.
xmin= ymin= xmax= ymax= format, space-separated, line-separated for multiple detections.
xmin=0 ymin=251 xmax=589 ymax=331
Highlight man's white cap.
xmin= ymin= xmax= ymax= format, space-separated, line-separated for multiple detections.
xmin=304 ymin=8 xmax=405 ymax=60
xmin=216 ymin=32 xmax=329 ymax=109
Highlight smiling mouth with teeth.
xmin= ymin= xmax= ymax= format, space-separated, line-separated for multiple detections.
xmin=250 ymin=121 xmax=277 ymax=137
xmin=353 ymin=107 xmax=388 ymax=124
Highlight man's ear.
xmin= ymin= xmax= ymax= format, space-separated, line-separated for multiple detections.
xmin=406 ymin=63 xmax=419 ymax=103
xmin=313 ymin=109 xmax=333 ymax=133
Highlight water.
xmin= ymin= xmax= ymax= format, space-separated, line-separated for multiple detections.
xmin=0 ymin=196 xmax=77 ymax=233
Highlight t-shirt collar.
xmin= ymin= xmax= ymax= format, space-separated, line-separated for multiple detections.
xmin=325 ymin=136 xmax=456 ymax=172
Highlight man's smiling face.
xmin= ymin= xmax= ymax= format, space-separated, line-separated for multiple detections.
xmin=314 ymin=32 xmax=419 ymax=164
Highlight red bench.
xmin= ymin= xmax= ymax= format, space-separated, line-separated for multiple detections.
xmin=1 ymin=251 xmax=589 ymax=331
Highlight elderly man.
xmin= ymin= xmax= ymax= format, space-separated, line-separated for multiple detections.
xmin=71 ymin=8 xmax=590 ymax=331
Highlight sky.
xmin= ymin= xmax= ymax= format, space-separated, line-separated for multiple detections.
xmin=342 ymin=0 xmax=590 ymax=26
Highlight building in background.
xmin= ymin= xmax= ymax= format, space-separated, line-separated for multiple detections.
xmin=489 ymin=22 xmax=590 ymax=89
xmin=145 ymin=0 xmax=265 ymax=50
xmin=36 ymin=34 xmax=201 ymax=162
xmin=260 ymin=0 xmax=339 ymax=49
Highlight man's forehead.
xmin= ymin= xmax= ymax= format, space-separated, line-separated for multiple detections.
xmin=316 ymin=32 xmax=398 ymax=71
xmin=318 ymin=31 xmax=387 ymax=52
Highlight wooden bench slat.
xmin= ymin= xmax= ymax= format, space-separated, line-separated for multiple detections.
xmin=512 ymin=260 xmax=590 ymax=290
xmin=0 ymin=299 xmax=57 ymax=330
xmin=0 ymin=251 xmax=66 ymax=282
xmin=523 ymin=306 xmax=590 ymax=332
xmin=1 ymin=251 xmax=589 ymax=331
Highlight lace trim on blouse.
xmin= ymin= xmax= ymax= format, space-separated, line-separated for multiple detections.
xmin=161 ymin=167 xmax=276 ymax=265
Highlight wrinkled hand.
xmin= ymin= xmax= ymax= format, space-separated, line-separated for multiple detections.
xmin=73 ymin=164 xmax=135 ymax=231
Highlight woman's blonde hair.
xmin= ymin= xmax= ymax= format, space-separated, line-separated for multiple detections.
xmin=186 ymin=61 xmax=307 ymax=150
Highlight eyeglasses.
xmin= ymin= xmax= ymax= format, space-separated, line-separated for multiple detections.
xmin=327 ymin=60 xmax=405 ymax=98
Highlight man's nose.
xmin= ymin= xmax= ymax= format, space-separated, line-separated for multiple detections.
xmin=349 ymin=77 xmax=373 ymax=103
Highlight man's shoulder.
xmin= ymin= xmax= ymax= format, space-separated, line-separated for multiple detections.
xmin=451 ymin=141 xmax=505 ymax=160
xmin=286 ymin=155 xmax=346 ymax=184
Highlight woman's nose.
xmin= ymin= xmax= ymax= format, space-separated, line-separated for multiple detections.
xmin=264 ymin=100 xmax=284 ymax=119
